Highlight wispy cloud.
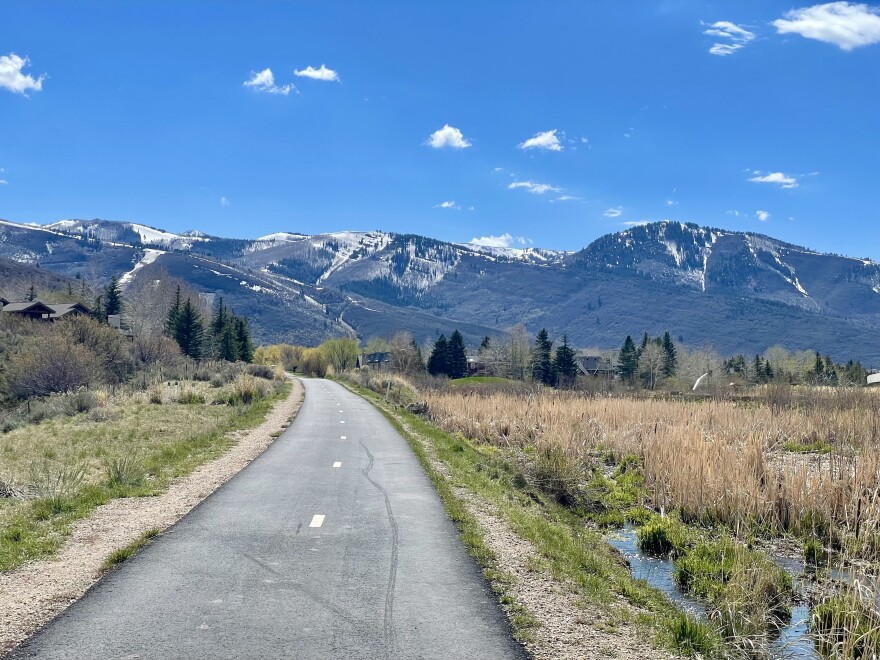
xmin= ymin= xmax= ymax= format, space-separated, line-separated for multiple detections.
xmin=703 ymin=21 xmax=756 ymax=56
xmin=427 ymin=124 xmax=471 ymax=149
xmin=0 ymin=53 xmax=44 ymax=95
xmin=757 ymin=210 xmax=771 ymax=221
xmin=603 ymin=207 xmax=623 ymax=218
xmin=622 ymin=221 xmax=649 ymax=227
xmin=243 ymin=68 xmax=297 ymax=95
xmin=470 ymin=233 xmax=532 ymax=248
xmin=508 ymin=180 xmax=561 ymax=195
xmin=554 ymin=195 xmax=582 ymax=202
xmin=518 ymin=129 xmax=563 ymax=152
xmin=748 ymin=170 xmax=799 ymax=189
xmin=774 ymin=2 xmax=880 ymax=50
xmin=220 ymin=196 xmax=230 ymax=207
xmin=294 ymin=64 xmax=340 ymax=81
xmin=434 ymin=200 xmax=460 ymax=210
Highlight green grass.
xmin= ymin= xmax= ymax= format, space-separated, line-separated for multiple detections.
xmin=782 ymin=440 xmax=833 ymax=454
xmin=343 ymin=379 xmax=716 ymax=655
xmin=449 ymin=376 xmax=517 ymax=387
xmin=103 ymin=528 xmax=160 ymax=568
xmin=0 ymin=382 xmax=289 ymax=573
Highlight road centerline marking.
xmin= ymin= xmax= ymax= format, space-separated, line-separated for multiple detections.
xmin=309 ymin=515 xmax=325 ymax=528
xmin=340 ymin=436 xmax=347 ymax=439
xmin=333 ymin=462 xmax=342 ymax=468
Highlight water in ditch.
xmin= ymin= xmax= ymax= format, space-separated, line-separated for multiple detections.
xmin=606 ymin=524 xmax=820 ymax=659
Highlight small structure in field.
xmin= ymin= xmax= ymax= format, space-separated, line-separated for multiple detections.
xmin=577 ymin=355 xmax=616 ymax=378
xmin=467 ymin=355 xmax=488 ymax=376
xmin=358 ymin=352 xmax=392 ymax=370
xmin=0 ymin=297 xmax=8 ymax=308
xmin=868 ymin=373 xmax=880 ymax=386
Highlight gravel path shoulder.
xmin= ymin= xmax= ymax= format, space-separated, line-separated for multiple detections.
xmin=0 ymin=378 xmax=304 ymax=657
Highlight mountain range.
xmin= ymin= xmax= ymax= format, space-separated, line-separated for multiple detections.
xmin=1 ymin=217 xmax=878 ymax=365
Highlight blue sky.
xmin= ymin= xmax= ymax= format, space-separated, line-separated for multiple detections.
xmin=1 ymin=1 xmax=878 ymax=257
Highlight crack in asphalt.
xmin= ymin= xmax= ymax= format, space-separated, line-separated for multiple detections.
xmin=360 ymin=439 xmax=399 ymax=659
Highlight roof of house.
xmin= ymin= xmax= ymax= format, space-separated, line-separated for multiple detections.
xmin=49 ymin=302 xmax=92 ymax=318
xmin=365 ymin=351 xmax=391 ymax=363
xmin=577 ymin=355 xmax=616 ymax=373
xmin=0 ymin=301 xmax=56 ymax=315
xmin=0 ymin=297 xmax=8 ymax=306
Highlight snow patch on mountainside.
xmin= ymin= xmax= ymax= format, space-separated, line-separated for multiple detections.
xmin=460 ymin=243 xmax=567 ymax=265
xmin=119 ymin=249 xmax=164 ymax=287
xmin=315 ymin=231 xmax=392 ymax=283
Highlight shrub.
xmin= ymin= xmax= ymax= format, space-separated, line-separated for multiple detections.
xmin=668 ymin=613 xmax=721 ymax=657
xmin=27 ymin=459 xmax=86 ymax=512
xmin=148 ymin=384 xmax=164 ymax=404
xmin=60 ymin=388 xmax=100 ymax=415
xmin=528 ymin=445 xmax=586 ymax=507
xmin=176 ymin=389 xmax=206 ymax=405
xmin=8 ymin=339 xmax=99 ymax=398
xmin=813 ymin=593 xmax=880 ymax=658
xmin=223 ymin=375 xmax=271 ymax=406
xmin=105 ymin=456 xmax=146 ymax=489
xmin=246 ymin=364 xmax=275 ymax=380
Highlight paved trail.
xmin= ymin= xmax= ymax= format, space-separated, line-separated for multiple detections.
xmin=12 ymin=379 xmax=525 ymax=659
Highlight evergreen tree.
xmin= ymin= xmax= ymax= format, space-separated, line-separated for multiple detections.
xmin=212 ymin=297 xmax=227 ymax=338
xmin=173 ymin=298 xmax=205 ymax=359
xmin=661 ymin=331 xmax=677 ymax=377
xmin=813 ymin=350 xmax=824 ymax=382
xmin=427 ymin=334 xmax=450 ymax=377
xmin=66 ymin=282 xmax=74 ymax=297
xmin=165 ymin=285 xmax=182 ymax=337
xmin=217 ymin=321 xmax=239 ymax=362
xmin=410 ymin=339 xmax=425 ymax=372
xmin=618 ymin=335 xmax=639 ymax=385
xmin=447 ymin=330 xmax=468 ymax=379
xmin=480 ymin=336 xmax=491 ymax=350
xmin=753 ymin=355 xmax=765 ymax=384
xmin=26 ymin=284 xmax=36 ymax=301
xmin=234 ymin=316 xmax=254 ymax=363
xmin=104 ymin=276 xmax=123 ymax=319
xmin=764 ymin=360 xmax=774 ymax=380
xmin=552 ymin=335 xmax=579 ymax=387
xmin=530 ymin=329 xmax=554 ymax=385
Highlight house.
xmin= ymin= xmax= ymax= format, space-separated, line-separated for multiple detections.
xmin=467 ymin=355 xmax=488 ymax=376
xmin=0 ymin=301 xmax=57 ymax=320
xmin=357 ymin=352 xmax=392 ymax=370
xmin=577 ymin=355 xmax=616 ymax=378
xmin=49 ymin=302 xmax=92 ymax=320
xmin=0 ymin=300 xmax=92 ymax=321
xmin=0 ymin=297 xmax=8 ymax=308
xmin=868 ymin=373 xmax=880 ymax=386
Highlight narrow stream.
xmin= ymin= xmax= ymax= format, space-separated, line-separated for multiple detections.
xmin=606 ymin=525 xmax=820 ymax=659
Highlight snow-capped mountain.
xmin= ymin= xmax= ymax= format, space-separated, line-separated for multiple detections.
xmin=1 ymin=217 xmax=879 ymax=362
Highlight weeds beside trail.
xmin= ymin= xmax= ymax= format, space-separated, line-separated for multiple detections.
xmin=0 ymin=372 xmax=288 ymax=572
xmin=344 ymin=371 xmax=696 ymax=658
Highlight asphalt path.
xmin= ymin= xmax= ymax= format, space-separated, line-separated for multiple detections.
xmin=11 ymin=378 xmax=525 ymax=660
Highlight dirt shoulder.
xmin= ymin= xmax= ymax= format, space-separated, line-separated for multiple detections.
xmin=0 ymin=378 xmax=304 ymax=656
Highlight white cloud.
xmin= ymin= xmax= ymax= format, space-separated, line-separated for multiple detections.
xmin=470 ymin=233 xmax=531 ymax=248
xmin=666 ymin=199 xmax=677 ymax=206
xmin=603 ymin=207 xmax=623 ymax=218
xmin=727 ymin=209 xmax=743 ymax=217
xmin=748 ymin=171 xmax=799 ymax=188
xmin=220 ymin=196 xmax=230 ymax=207
xmin=774 ymin=2 xmax=880 ymax=50
xmin=622 ymin=221 xmax=649 ymax=227
xmin=508 ymin=181 xmax=561 ymax=195
xmin=518 ymin=129 xmax=563 ymax=152
xmin=294 ymin=64 xmax=340 ymax=82
xmin=0 ymin=53 xmax=44 ymax=95
xmin=757 ymin=210 xmax=771 ymax=221
xmin=0 ymin=179 xmax=7 ymax=185
xmin=434 ymin=200 xmax=460 ymax=210
xmin=427 ymin=124 xmax=471 ymax=149
xmin=243 ymin=68 xmax=297 ymax=95
xmin=704 ymin=21 xmax=756 ymax=56
xmin=555 ymin=195 xmax=581 ymax=202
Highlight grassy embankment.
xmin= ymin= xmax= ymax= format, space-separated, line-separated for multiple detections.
xmin=345 ymin=370 xmax=710 ymax=656
xmin=0 ymin=372 xmax=288 ymax=572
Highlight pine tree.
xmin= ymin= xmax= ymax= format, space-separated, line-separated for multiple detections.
xmin=480 ymin=336 xmax=491 ymax=350
xmin=427 ymin=334 xmax=450 ymax=377
xmin=217 ymin=317 xmax=239 ymax=362
xmin=165 ymin=285 xmax=182 ymax=337
xmin=447 ymin=330 xmax=468 ymax=379
xmin=234 ymin=316 xmax=254 ymax=363
xmin=552 ymin=335 xmax=579 ymax=387
xmin=104 ymin=276 xmax=123 ymax=319
xmin=530 ymin=329 xmax=554 ymax=385
xmin=26 ymin=284 xmax=36 ymax=301
xmin=173 ymin=298 xmax=205 ymax=359
xmin=618 ymin=335 xmax=639 ymax=385
xmin=662 ymin=331 xmax=677 ymax=377
xmin=814 ymin=350 xmax=824 ymax=382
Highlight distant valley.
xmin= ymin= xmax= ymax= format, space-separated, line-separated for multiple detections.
xmin=1 ymin=217 xmax=879 ymax=364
